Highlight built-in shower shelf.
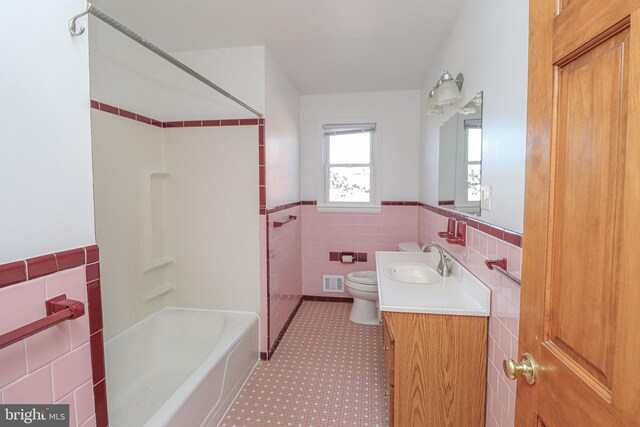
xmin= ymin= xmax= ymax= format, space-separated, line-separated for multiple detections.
xmin=140 ymin=170 xmax=172 ymax=273
xmin=143 ymin=256 xmax=174 ymax=273
xmin=142 ymin=283 xmax=176 ymax=302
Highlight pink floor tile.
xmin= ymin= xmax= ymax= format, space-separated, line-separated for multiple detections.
xmin=220 ymin=301 xmax=388 ymax=427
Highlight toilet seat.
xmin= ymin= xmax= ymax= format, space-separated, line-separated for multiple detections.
xmin=346 ymin=271 xmax=378 ymax=293
xmin=347 ymin=270 xmax=377 ymax=285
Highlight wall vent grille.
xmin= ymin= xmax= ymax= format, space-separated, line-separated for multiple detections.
xmin=323 ymin=275 xmax=344 ymax=293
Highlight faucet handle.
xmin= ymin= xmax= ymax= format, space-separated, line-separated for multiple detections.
xmin=442 ymin=257 xmax=452 ymax=276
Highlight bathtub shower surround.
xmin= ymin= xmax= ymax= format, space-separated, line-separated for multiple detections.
xmin=92 ymin=103 xmax=262 ymax=338
xmin=106 ymin=307 xmax=258 ymax=427
xmin=92 ymin=102 xmax=265 ymax=426
xmin=418 ymin=206 xmax=521 ymax=426
xmin=0 ymin=246 xmax=107 ymax=427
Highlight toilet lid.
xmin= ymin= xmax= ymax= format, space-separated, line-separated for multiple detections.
xmin=347 ymin=270 xmax=377 ymax=285
xmin=399 ymin=241 xmax=421 ymax=252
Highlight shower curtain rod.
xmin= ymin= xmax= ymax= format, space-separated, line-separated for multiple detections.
xmin=68 ymin=3 xmax=264 ymax=118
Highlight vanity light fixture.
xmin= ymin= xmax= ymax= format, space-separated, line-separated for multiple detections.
xmin=458 ymin=91 xmax=482 ymax=115
xmin=458 ymin=104 xmax=478 ymax=115
xmin=436 ymin=69 xmax=464 ymax=106
xmin=424 ymin=87 xmax=444 ymax=116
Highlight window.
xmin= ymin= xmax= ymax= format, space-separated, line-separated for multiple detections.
xmin=320 ymin=123 xmax=379 ymax=210
xmin=464 ymin=120 xmax=482 ymax=202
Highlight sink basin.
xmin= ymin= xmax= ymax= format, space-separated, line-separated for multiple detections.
xmin=376 ymin=251 xmax=491 ymax=316
xmin=386 ymin=263 xmax=441 ymax=284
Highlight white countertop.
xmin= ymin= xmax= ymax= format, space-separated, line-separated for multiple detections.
xmin=376 ymin=251 xmax=490 ymax=317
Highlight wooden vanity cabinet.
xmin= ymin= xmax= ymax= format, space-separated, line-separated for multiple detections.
xmin=382 ymin=311 xmax=488 ymax=427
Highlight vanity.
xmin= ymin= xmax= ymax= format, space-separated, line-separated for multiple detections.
xmin=376 ymin=250 xmax=490 ymax=426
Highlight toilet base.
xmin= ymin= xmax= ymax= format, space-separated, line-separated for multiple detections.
xmin=349 ymin=298 xmax=382 ymax=325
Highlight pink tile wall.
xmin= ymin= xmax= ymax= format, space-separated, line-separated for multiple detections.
xmin=0 ymin=267 xmax=96 ymax=426
xmin=267 ymin=206 xmax=303 ymax=351
xmin=301 ymin=205 xmax=419 ymax=296
xmin=418 ymin=208 xmax=521 ymax=427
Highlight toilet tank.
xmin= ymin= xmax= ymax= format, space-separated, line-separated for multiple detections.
xmin=398 ymin=242 xmax=421 ymax=252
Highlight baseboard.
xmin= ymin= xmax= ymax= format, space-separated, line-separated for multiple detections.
xmin=302 ymin=295 xmax=354 ymax=303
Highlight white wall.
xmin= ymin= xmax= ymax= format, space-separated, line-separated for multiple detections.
xmin=174 ymin=46 xmax=266 ymax=117
xmin=419 ymin=0 xmax=529 ymax=232
xmin=300 ymin=90 xmax=421 ymax=201
xmin=90 ymin=21 xmax=266 ymax=121
xmin=265 ymin=50 xmax=301 ymax=207
xmin=0 ymin=0 xmax=95 ymax=263
xmin=164 ymin=126 xmax=261 ymax=314
xmin=92 ymin=111 xmax=173 ymax=340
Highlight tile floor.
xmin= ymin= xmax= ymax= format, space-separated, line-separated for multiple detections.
xmin=220 ymin=301 xmax=389 ymax=427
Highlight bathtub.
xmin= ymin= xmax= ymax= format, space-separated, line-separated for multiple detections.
xmin=105 ymin=307 xmax=259 ymax=427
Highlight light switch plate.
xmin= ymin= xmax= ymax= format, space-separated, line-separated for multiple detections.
xmin=481 ymin=185 xmax=492 ymax=211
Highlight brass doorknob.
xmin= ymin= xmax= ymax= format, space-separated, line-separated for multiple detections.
xmin=503 ymin=352 xmax=537 ymax=385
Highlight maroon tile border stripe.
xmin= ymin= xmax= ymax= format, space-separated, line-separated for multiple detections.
xmin=267 ymin=201 xmax=302 ymax=215
xmin=418 ymin=202 xmax=523 ymax=248
xmin=301 ymin=200 xmax=416 ymax=206
xmin=91 ymin=100 xmax=264 ymax=129
xmin=0 ymin=246 xmax=108 ymax=427
xmin=381 ymin=201 xmax=419 ymax=206
xmin=302 ymin=295 xmax=354 ymax=303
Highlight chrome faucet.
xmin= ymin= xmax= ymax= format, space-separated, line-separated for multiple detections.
xmin=420 ymin=243 xmax=452 ymax=277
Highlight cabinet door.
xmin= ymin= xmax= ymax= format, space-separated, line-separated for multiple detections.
xmin=388 ymin=384 xmax=395 ymax=427
xmin=382 ymin=317 xmax=394 ymax=386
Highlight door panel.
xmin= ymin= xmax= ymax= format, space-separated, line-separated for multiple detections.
xmin=518 ymin=1 xmax=640 ymax=425
xmin=548 ymin=29 xmax=628 ymax=393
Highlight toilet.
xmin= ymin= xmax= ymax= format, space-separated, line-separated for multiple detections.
xmin=345 ymin=242 xmax=422 ymax=325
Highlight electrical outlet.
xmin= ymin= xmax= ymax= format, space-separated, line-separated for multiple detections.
xmin=481 ymin=185 xmax=492 ymax=211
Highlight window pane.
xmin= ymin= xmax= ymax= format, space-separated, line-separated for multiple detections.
xmin=467 ymin=164 xmax=481 ymax=201
xmin=328 ymin=166 xmax=371 ymax=202
xmin=467 ymin=128 xmax=482 ymax=162
xmin=329 ymin=132 xmax=371 ymax=164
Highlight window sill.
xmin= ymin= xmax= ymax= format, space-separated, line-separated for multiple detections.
xmin=316 ymin=204 xmax=381 ymax=214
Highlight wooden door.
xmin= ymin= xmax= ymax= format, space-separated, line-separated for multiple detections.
xmin=517 ymin=0 xmax=640 ymax=425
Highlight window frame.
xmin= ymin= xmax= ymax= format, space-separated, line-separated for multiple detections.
xmin=317 ymin=119 xmax=381 ymax=213
xmin=463 ymin=119 xmax=482 ymax=204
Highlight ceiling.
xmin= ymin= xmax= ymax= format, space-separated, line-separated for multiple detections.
xmin=90 ymin=0 xmax=465 ymax=95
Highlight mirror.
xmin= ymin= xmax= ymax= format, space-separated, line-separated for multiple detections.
xmin=438 ymin=91 xmax=483 ymax=215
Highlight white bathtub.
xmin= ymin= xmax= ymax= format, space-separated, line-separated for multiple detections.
xmin=105 ymin=307 xmax=259 ymax=427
